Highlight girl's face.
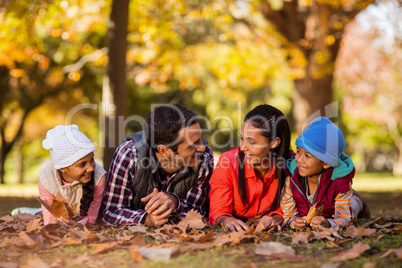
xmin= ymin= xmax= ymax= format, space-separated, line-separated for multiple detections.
xmin=240 ymin=121 xmax=279 ymax=168
xmin=59 ymin=152 xmax=95 ymax=184
xmin=295 ymin=146 xmax=330 ymax=181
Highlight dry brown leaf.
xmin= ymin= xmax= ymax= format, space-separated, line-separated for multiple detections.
xmin=178 ymin=209 xmax=206 ymax=230
xmin=257 ymin=233 xmax=273 ymax=241
xmin=0 ymin=237 xmax=13 ymax=248
xmin=305 ymin=203 xmax=324 ymax=224
xmin=132 ymin=245 xmax=180 ymax=261
xmin=330 ymin=242 xmax=370 ymax=262
xmin=130 ymin=249 xmax=144 ymax=262
xmin=155 ymin=225 xmax=183 ymax=239
xmin=292 ymin=232 xmax=314 ymax=244
xmin=84 ymin=228 xmax=101 ymax=243
xmin=380 ymin=247 xmax=402 ymax=260
xmin=177 ymin=230 xmax=215 ymax=243
xmin=90 ymin=241 xmax=118 ymax=254
xmin=26 ymin=218 xmax=42 ymax=233
xmin=228 ymin=231 xmax=259 ymax=246
xmin=364 ymin=216 xmax=386 ymax=227
xmin=67 ymin=228 xmax=87 ymax=240
xmin=374 ymin=222 xmax=393 ymax=229
xmin=15 ymin=212 xmax=37 ymax=222
xmin=393 ymin=225 xmax=402 ymax=235
xmin=116 ymin=234 xmax=135 ymax=243
xmin=64 ymin=239 xmax=82 ymax=246
xmin=15 ymin=232 xmax=40 ymax=249
xmin=37 ymin=198 xmax=69 ymax=219
xmin=345 ymin=226 xmax=377 ymax=238
xmin=128 ymin=225 xmax=147 ymax=234
xmin=0 ymin=215 xmax=14 ymax=223
xmin=255 ymin=242 xmax=296 ymax=259
xmin=124 ymin=235 xmax=147 ymax=248
xmin=254 ymin=221 xmax=265 ymax=233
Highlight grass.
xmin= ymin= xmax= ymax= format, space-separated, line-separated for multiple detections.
xmin=0 ymin=173 xmax=401 ymax=267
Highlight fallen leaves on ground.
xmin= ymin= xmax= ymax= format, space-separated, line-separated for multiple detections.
xmin=0 ymin=209 xmax=401 ymax=266
xmin=330 ymin=242 xmax=370 ymax=261
xmin=255 ymin=241 xmax=297 ymax=260
xmin=380 ymin=247 xmax=402 ymax=260
xmin=177 ymin=209 xmax=206 ymax=230
xmin=344 ymin=226 xmax=377 ymax=238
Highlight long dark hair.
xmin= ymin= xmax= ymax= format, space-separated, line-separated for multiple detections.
xmin=79 ymin=172 xmax=95 ymax=217
xmin=238 ymin=104 xmax=291 ymax=211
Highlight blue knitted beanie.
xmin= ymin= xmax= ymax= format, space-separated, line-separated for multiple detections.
xmin=295 ymin=117 xmax=345 ymax=167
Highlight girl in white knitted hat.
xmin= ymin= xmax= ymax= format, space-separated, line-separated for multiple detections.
xmin=39 ymin=125 xmax=106 ymax=227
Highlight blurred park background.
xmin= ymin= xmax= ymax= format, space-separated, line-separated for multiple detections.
xmin=0 ymin=0 xmax=401 ymax=192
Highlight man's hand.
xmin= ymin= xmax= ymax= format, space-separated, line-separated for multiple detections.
xmin=310 ymin=216 xmax=330 ymax=228
xmin=141 ymin=188 xmax=178 ymax=224
xmin=143 ymin=213 xmax=169 ymax=227
xmin=217 ymin=215 xmax=250 ymax=233
xmin=293 ymin=216 xmax=307 ymax=230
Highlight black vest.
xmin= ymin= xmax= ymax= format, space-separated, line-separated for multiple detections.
xmin=123 ymin=131 xmax=209 ymax=211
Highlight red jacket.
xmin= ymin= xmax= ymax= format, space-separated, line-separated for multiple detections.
xmin=209 ymin=147 xmax=283 ymax=225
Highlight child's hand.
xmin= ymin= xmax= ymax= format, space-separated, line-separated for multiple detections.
xmin=49 ymin=216 xmax=59 ymax=225
xmin=59 ymin=217 xmax=84 ymax=228
xmin=310 ymin=216 xmax=330 ymax=228
xmin=293 ymin=216 xmax=307 ymax=229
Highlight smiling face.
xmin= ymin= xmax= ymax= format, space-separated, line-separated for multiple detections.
xmin=159 ymin=123 xmax=206 ymax=172
xmin=239 ymin=120 xmax=279 ymax=169
xmin=295 ymin=146 xmax=330 ymax=181
xmin=59 ymin=152 xmax=95 ymax=184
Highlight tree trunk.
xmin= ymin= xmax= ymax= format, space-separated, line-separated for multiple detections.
xmin=394 ymin=142 xmax=402 ymax=176
xmin=0 ymin=138 xmax=11 ymax=184
xmin=259 ymin=1 xmax=370 ymax=133
xmin=293 ymin=75 xmax=334 ymax=133
xmin=103 ymin=0 xmax=129 ymax=171
xmin=17 ymin=141 xmax=24 ymax=184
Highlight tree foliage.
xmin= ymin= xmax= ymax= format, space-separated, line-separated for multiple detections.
xmin=0 ymin=0 xmax=109 ymax=183
xmin=335 ymin=0 xmax=402 ymax=175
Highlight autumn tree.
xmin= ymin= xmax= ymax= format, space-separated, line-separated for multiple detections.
xmin=256 ymin=0 xmax=374 ymax=132
xmin=0 ymin=0 xmax=109 ymax=183
xmin=102 ymin=0 xmax=129 ymax=171
xmin=335 ymin=0 xmax=402 ymax=175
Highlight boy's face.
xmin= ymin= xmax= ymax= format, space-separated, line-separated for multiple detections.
xmin=295 ymin=147 xmax=330 ymax=180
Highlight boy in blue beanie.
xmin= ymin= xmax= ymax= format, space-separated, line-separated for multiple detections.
xmin=281 ymin=117 xmax=370 ymax=229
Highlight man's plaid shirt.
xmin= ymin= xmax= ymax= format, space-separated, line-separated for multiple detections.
xmin=102 ymin=140 xmax=214 ymax=225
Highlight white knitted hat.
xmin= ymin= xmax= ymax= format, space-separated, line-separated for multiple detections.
xmin=42 ymin=125 xmax=96 ymax=169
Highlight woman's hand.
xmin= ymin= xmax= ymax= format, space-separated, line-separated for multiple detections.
xmin=217 ymin=216 xmax=249 ymax=233
xmin=310 ymin=216 xmax=330 ymax=228
xmin=293 ymin=216 xmax=307 ymax=230
xmin=258 ymin=214 xmax=283 ymax=228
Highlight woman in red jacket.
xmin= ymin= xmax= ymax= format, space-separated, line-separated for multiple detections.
xmin=209 ymin=104 xmax=291 ymax=232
